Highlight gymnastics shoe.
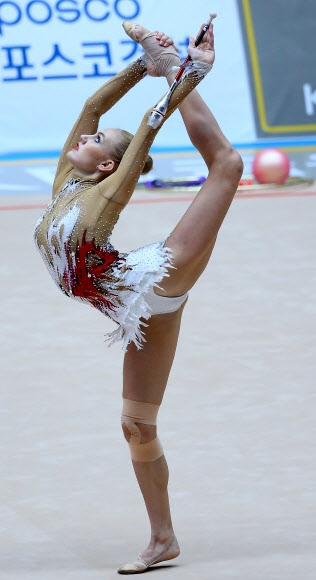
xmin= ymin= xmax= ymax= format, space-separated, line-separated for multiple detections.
xmin=117 ymin=537 xmax=180 ymax=574
xmin=122 ymin=21 xmax=181 ymax=79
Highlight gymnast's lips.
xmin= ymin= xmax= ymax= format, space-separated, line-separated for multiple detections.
xmin=72 ymin=143 xmax=79 ymax=150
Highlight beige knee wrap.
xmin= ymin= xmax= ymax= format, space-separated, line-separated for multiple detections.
xmin=121 ymin=398 xmax=164 ymax=462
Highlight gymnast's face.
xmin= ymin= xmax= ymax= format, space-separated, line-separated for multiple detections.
xmin=66 ymin=128 xmax=119 ymax=178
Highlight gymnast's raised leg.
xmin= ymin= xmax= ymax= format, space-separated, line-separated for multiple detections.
xmin=118 ymin=23 xmax=243 ymax=574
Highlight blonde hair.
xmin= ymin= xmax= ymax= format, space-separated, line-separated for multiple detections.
xmin=111 ymin=129 xmax=153 ymax=175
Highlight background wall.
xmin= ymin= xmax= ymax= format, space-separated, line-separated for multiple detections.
xmin=0 ymin=0 xmax=255 ymax=155
xmin=1 ymin=0 xmax=316 ymax=171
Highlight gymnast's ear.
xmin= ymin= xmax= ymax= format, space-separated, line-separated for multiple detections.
xmin=97 ymin=159 xmax=115 ymax=174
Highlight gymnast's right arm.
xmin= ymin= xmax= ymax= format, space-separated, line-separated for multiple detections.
xmin=52 ymin=58 xmax=147 ymax=197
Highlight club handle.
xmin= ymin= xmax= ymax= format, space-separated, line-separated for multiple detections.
xmin=175 ymin=12 xmax=217 ymax=81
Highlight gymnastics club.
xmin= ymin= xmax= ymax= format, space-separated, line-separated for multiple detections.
xmin=148 ymin=12 xmax=217 ymax=129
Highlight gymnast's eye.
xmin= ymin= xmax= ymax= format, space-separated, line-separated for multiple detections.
xmin=94 ymin=134 xmax=101 ymax=143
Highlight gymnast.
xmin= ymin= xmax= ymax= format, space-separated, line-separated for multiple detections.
xmin=34 ymin=18 xmax=243 ymax=574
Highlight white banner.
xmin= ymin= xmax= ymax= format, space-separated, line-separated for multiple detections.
xmin=0 ymin=0 xmax=255 ymax=156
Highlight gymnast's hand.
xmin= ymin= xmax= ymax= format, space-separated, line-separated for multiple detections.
xmin=187 ymin=25 xmax=215 ymax=66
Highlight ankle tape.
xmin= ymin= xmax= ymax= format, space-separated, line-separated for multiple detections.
xmin=121 ymin=398 xmax=164 ymax=462
xmin=139 ymin=31 xmax=181 ymax=79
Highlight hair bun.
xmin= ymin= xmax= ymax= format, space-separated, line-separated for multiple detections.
xmin=141 ymin=155 xmax=153 ymax=175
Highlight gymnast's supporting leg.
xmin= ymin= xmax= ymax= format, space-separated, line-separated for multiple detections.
xmin=119 ymin=303 xmax=186 ymax=574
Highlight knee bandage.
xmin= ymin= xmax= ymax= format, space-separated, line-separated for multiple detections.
xmin=145 ymin=286 xmax=188 ymax=315
xmin=121 ymin=398 xmax=163 ymax=462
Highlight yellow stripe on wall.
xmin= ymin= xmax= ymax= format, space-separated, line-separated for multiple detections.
xmin=242 ymin=0 xmax=316 ymax=133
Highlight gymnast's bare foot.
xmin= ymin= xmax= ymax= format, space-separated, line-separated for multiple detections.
xmin=122 ymin=21 xmax=181 ymax=79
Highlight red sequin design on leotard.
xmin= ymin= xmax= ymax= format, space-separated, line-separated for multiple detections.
xmin=64 ymin=230 xmax=125 ymax=313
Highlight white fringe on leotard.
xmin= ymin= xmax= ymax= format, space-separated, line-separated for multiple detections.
xmin=104 ymin=240 xmax=174 ymax=351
